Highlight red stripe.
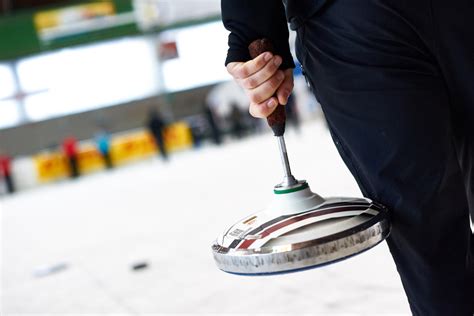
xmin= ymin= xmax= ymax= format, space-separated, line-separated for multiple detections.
xmin=237 ymin=206 xmax=365 ymax=249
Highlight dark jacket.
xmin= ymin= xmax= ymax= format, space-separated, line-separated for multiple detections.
xmin=221 ymin=0 xmax=328 ymax=68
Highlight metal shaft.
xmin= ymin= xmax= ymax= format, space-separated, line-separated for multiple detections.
xmin=277 ymin=136 xmax=298 ymax=187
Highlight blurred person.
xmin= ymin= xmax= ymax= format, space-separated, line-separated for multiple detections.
xmin=0 ymin=154 xmax=15 ymax=194
xmin=147 ymin=109 xmax=168 ymax=161
xmin=203 ymin=103 xmax=222 ymax=145
xmin=95 ymin=130 xmax=113 ymax=169
xmin=190 ymin=124 xmax=203 ymax=149
xmin=222 ymin=0 xmax=473 ymax=315
xmin=229 ymin=103 xmax=245 ymax=139
xmin=62 ymin=137 xmax=80 ymax=179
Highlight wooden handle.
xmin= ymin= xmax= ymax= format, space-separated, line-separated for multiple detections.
xmin=248 ymin=39 xmax=286 ymax=137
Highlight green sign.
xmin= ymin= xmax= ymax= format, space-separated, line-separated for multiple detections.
xmin=0 ymin=0 xmax=139 ymax=61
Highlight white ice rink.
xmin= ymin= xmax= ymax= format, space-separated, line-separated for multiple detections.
xmin=1 ymin=119 xmax=411 ymax=315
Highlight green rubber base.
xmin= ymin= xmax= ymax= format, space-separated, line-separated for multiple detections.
xmin=274 ymin=182 xmax=309 ymax=194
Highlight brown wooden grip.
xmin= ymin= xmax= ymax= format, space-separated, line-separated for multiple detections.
xmin=248 ymin=39 xmax=286 ymax=136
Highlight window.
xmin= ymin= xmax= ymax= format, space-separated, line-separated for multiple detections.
xmin=1 ymin=20 xmax=231 ymax=127
xmin=0 ymin=64 xmax=16 ymax=99
xmin=0 ymin=100 xmax=21 ymax=129
xmin=17 ymin=36 xmax=160 ymax=121
xmin=0 ymin=64 xmax=21 ymax=128
xmin=161 ymin=21 xmax=232 ymax=92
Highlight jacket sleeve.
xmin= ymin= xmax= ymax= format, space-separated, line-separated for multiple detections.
xmin=221 ymin=0 xmax=295 ymax=70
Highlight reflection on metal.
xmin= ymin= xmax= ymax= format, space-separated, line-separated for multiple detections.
xmin=212 ymin=192 xmax=391 ymax=275
xmin=213 ymin=215 xmax=389 ymax=275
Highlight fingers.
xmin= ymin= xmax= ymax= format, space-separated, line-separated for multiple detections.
xmin=248 ymin=69 xmax=294 ymax=118
xmin=239 ymin=55 xmax=282 ymax=89
xmin=245 ymin=70 xmax=285 ymax=105
xmin=276 ymin=69 xmax=294 ymax=105
xmin=226 ymin=52 xmax=273 ymax=79
xmin=249 ymin=97 xmax=279 ymax=118
xmin=226 ymin=53 xmax=294 ymax=119
xmin=227 ymin=53 xmax=286 ymax=106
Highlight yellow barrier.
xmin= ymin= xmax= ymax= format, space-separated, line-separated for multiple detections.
xmin=34 ymin=147 xmax=105 ymax=182
xmin=110 ymin=122 xmax=193 ymax=165
xmin=163 ymin=122 xmax=194 ymax=152
xmin=34 ymin=122 xmax=193 ymax=181
xmin=34 ymin=152 xmax=69 ymax=183
xmin=109 ymin=131 xmax=156 ymax=166
xmin=77 ymin=144 xmax=106 ymax=173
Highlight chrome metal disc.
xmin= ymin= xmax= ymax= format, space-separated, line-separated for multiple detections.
xmin=212 ymin=196 xmax=390 ymax=275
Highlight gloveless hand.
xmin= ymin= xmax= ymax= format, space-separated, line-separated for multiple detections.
xmin=226 ymin=52 xmax=294 ymax=118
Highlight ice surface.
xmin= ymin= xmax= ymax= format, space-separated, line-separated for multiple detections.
xmin=1 ymin=119 xmax=410 ymax=315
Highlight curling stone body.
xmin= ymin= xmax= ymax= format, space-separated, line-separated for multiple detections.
xmin=212 ymin=181 xmax=390 ymax=275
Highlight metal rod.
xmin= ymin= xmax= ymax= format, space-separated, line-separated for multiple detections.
xmin=277 ymin=136 xmax=298 ymax=186
xmin=277 ymin=136 xmax=292 ymax=177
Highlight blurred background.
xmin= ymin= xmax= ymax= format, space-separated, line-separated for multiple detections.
xmin=0 ymin=0 xmax=410 ymax=314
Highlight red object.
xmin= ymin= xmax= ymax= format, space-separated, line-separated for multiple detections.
xmin=159 ymin=41 xmax=179 ymax=60
xmin=62 ymin=137 xmax=78 ymax=157
xmin=0 ymin=155 xmax=11 ymax=177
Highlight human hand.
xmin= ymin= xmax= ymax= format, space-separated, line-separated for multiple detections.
xmin=226 ymin=52 xmax=294 ymax=118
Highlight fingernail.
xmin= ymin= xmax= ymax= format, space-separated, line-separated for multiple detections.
xmin=267 ymin=99 xmax=276 ymax=108
xmin=274 ymin=56 xmax=282 ymax=66
xmin=264 ymin=53 xmax=272 ymax=61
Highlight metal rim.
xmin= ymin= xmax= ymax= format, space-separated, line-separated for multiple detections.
xmin=212 ymin=203 xmax=391 ymax=275
xmin=213 ymin=219 xmax=389 ymax=275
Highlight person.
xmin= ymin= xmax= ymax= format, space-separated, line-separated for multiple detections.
xmin=203 ymin=103 xmax=222 ymax=145
xmin=229 ymin=103 xmax=245 ymax=139
xmin=0 ymin=154 xmax=15 ymax=194
xmin=95 ymin=130 xmax=113 ymax=169
xmin=221 ymin=1 xmax=473 ymax=315
xmin=146 ymin=109 xmax=168 ymax=161
xmin=62 ymin=137 xmax=79 ymax=179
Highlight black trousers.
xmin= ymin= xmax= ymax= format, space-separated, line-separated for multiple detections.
xmin=68 ymin=156 xmax=79 ymax=178
xmin=5 ymin=174 xmax=15 ymax=194
xmin=153 ymin=134 xmax=168 ymax=160
xmin=295 ymin=0 xmax=473 ymax=314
